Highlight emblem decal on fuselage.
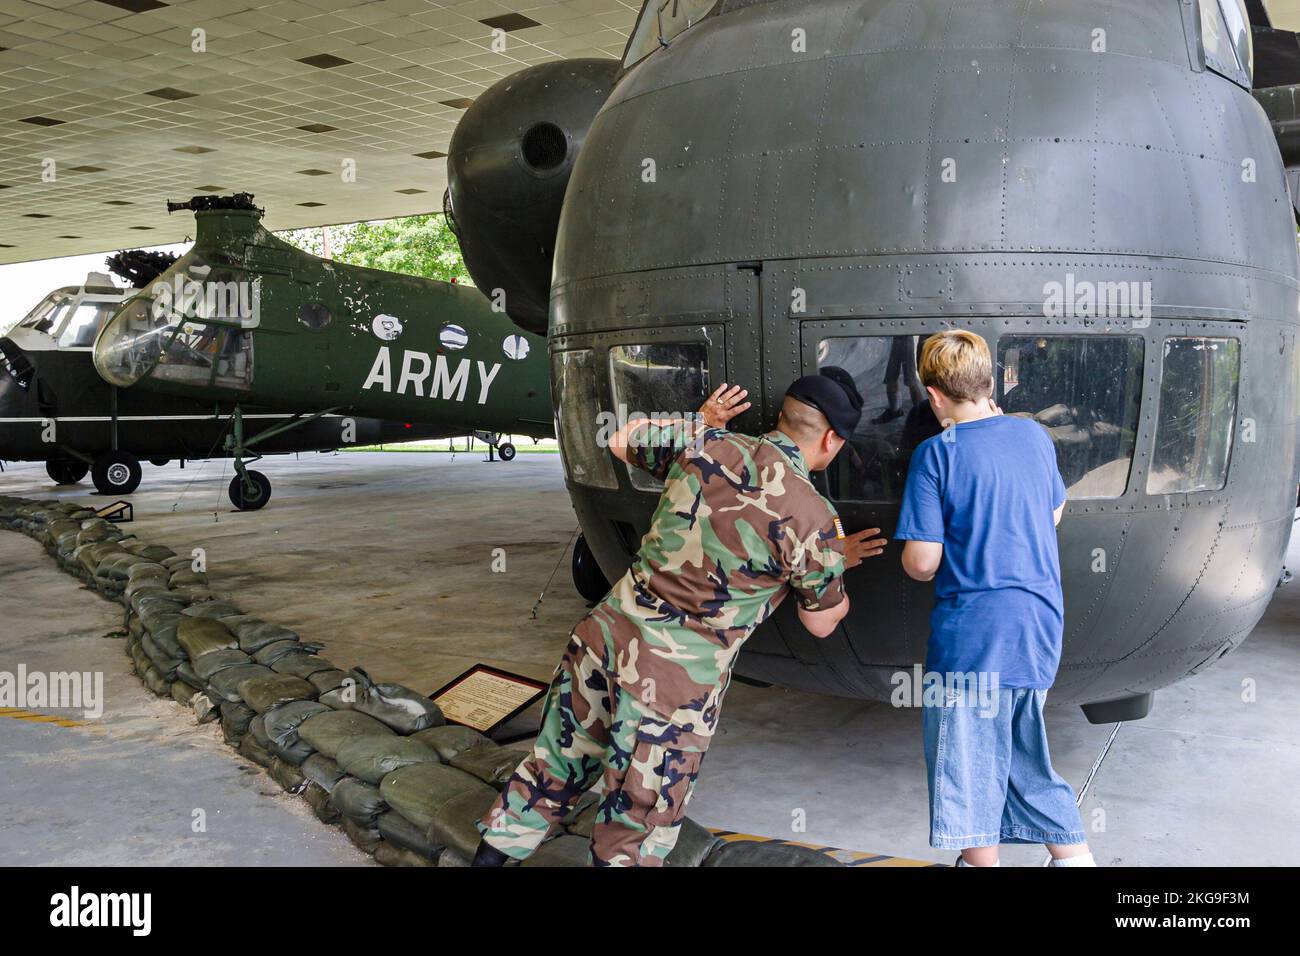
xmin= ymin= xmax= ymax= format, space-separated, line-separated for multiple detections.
xmin=372 ymin=314 xmax=403 ymax=340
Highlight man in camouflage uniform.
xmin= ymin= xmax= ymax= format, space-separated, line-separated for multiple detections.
xmin=473 ymin=377 xmax=886 ymax=866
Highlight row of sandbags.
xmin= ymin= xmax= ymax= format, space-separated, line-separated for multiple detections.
xmin=0 ymin=495 xmax=841 ymax=868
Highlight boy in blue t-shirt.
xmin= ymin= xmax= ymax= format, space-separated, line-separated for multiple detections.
xmin=895 ymin=330 xmax=1094 ymax=868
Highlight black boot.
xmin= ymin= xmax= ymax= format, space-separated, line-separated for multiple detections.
xmin=471 ymin=840 xmax=510 ymax=867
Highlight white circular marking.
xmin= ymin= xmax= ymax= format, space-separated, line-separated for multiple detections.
xmin=440 ymin=324 xmax=468 ymax=350
xmin=503 ymin=334 xmax=530 ymax=360
xmin=372 ymin=314 xmax=403 ymax=340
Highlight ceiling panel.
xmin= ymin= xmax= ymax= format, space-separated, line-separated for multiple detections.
xmin=0 ymin=0 xmax=637 ymax=262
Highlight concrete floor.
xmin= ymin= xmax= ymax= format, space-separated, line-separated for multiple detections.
xmin=1 ymin=450 xmax=1297 ymax=866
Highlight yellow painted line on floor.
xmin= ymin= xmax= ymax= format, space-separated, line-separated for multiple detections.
xmin=709 ymin=829 xmax=942 ymax=867
xmin=0 ymin=708 xmax=86 ymax=728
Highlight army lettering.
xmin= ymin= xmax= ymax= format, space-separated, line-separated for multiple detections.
xmin=362 ymin=346 xmax=501 ymax=404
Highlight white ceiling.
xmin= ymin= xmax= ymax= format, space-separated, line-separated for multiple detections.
xmin=0 ymin=0 xmax=638 ymax=264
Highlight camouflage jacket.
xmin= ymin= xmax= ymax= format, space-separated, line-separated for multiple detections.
xmin=573 ymin=425 xmax=846 ymax=750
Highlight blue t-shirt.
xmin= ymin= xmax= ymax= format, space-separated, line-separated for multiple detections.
xmin=894 ymin=415 xmax=1067 ymax=689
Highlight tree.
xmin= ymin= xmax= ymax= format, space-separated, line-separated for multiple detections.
xmin=278 ymin=214 xmax=472 ymax=285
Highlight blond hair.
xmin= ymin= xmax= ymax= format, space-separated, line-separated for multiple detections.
xmin=919 ymin=330 xmax=993 ymax=402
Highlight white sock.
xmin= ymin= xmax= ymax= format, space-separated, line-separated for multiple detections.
xmin=956 ymin=856 xmax=1000 ymax=867
xmin=1049 ymin=852 xmax=1096 ymax=867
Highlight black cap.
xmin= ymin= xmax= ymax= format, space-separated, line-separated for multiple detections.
xmin=785 ymin=373 xmax=863 ymax=439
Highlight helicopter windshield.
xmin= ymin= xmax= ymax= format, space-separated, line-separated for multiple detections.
xmin=16 ymin=290 xmax=77 ymax=336
xmin=623 ymin=0 xmax=718 ymax=69
xmin=94 ymin=249 xmax=256 ymax=391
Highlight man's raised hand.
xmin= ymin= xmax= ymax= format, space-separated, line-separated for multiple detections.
xmin=698 ymin=383 xmax=752 ymax=430
xmin=844 ymin=528 xmax=889 ymax=569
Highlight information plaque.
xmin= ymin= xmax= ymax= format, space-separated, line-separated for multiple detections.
xmin=429 ymin=664 xmax=549 ymax=734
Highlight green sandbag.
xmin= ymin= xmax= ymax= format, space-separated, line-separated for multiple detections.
xmin=231 ymin=620 xmax=299 ymax=653
xmin=319 ymin=667 xmax=444 ymax=734
xmin=270 ymin=653 xmax=337 ymax=681
xmin=239 ymin=674 xmax=316 ymax=713
xmin=238 ymin=731 xmax=275 ymax=768
xmin=171 ymin=682 xmax=198 ymax=707
xmin=253 ymin=640 xmax=318 ymax=666
xmin=701 ymin=841 xmax=843 ymax=867
xmin=426 ymin=786 xmax=501 ymax=859
xmin=343 ymin=818 xmax=382 ymax=855
xmin=379 ymin=763 xmax=493 ymax=831
xmin=331 ymin=777 xmax=388 ymax=826
xmin=521 ymin=834 xmax=590 ymax=868
xmin=438 ymin=849 xmax=470 ymax=868
xmin=182 ymin=601 xmax=242 ymax=620
xmin=140 ymin=634 xmax=182 ymax=680
xmin=162 ymin=555 xmax=192 ymax=572
xmin=263 ymin=700 xmax=330 ymax=765
xmin=378 ymin=811 xmax=444 ymax=861
xmin=220 ymin=701 xmax=256 ymax=745
xmin=308 ymin=669 xmax=349 ymax=695
xmin=143 ymin=666 xmax=170 ymax=698
xmin=268 ymin=757 xmax=307 ymax=794
xmin=146 ymin=619 xmax=185 ymax=660
xmin=411 ymin=724 xmax=492 ymax=761
xmin=170 ymin=586 xmax=215 ymax=604
xmin=336 ymin=735 xmax=439 ymax=785
xmin=296 ymin=710 xmax=395 ymax=760
xmin=169 ymin=569 xmax=208 ymax=587
xmin=176 ymin=618 xmax=237 ymax=659
xmin=303 ymin=782 xmax=340 ymax=824
xmin=175 ymin=662 xmax=203 ymax=690
xmin=138 ymin=545 xmax=175 ymax=563
xmin=561 ymin=796 xmax=599 ymax=838
xmin=664 ymin=817 xmax=723 ymax=867
xmin=206 ymin=663 xmax=275 ymax=703
xmin=126 ymin=562 xmax=168 ymax=581
xmin=194 ymin=648 xmax=252 ymax=681
xmin=249 ymin=712 xmax=273 ymax=749
xmin=375 ymin=842 xmax=438 ymax=867
xmin=301 ymin=753 xmax=347 ymax=792
xmin=449 ymin=746 xmax=529 ymax=789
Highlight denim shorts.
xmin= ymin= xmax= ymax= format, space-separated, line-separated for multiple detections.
xmin=922 ymin=687 xmax=1087 ymax=849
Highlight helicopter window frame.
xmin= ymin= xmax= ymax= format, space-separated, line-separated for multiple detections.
xmin=621 ymin=0 xmax=720 ymax=70
xmin=1146 ymin=334 xmax=1241 ymax=497
xmin=1196 ymin=0 xmax=1253 ymax=90
xmin=554 ymin=346 xmax=620 ymax=490
xmin=995 ymin=333 xmax=1147 ymax=502
xmin=607 ymin=339 xmax=714 ymax=493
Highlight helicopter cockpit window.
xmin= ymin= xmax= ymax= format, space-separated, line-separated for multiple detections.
xmin=1199 ymin=0 xmax=1253 ymax=89
xmin=814 ymin=335 xmax=933 ymax=503
xmin=623 ymin=0 xmax=719 ymax=69
xmin=555 ymin=348 xmax=619 ymax=490
xmin=57 ymin=300 xmax=121 ymax=349
xmin=998 ymin=335 xmax=1144 ymax=499
xmin=1147 ymin=337 xmax=1240 ymax=495
xmin=17 ymin=291 xmax=75 ymax=336
xmin=608 ymin=342 xmax=710 ymax=491
xmin=94 ymin=250 xmax=255 ymax=391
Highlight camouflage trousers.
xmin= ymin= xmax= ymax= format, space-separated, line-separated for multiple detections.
xmin=477 ymin=636 xmax=706 ymax=867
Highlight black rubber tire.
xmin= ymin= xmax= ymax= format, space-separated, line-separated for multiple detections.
xmin=229 ymin=470 xmax=271 ymax=511
xmin=149 ymin=458 xmax=170 ymax=467
xmin=571 ymin=533 xmax=611 ymax=603
xmin=91 ymin=451 xmax=142 ymax=495
xmin=498 ymin=442 xmax=517 ymax=461
xmin=46 ymin=459 xmax=89 ymax=485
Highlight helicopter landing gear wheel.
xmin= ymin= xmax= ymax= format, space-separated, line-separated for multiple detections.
xmin=229 ymin=469 xmax=271 ymax=511
xmin=498 ymin=442 xmax=516 ymax=461
xmin=92 ymin=451 xmax=141 ymax=495
xmin=46 ymin=459 xmax=89 ymax=485
xmin=571 ymin=533 xmax=611 ymax=603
